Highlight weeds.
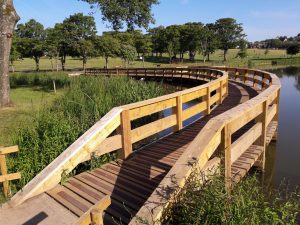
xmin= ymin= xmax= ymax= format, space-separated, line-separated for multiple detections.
xmin=161 ymin=168 xmax=300 ymax=225
xmin=7 ymin=76 xmax=165 ymax=190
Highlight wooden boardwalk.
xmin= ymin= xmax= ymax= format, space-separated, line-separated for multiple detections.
xmin=0 ymin=67 xmax=280 ymax=225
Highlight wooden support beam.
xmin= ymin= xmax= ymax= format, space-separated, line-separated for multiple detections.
xmin=255 ymin=101 xmax=268 ymax=171
xmin=176 ymin=95 xmax=183 ymax=131
xmin=0 ymin=145 xmax=19 ymax=155
xmin=221 ymin=125 xmax=232 ymax=191
xmin=119 ymin=110 xmax=132 ymax=159
xmin=0 ymin=154 xmax=9 ymax=198
xmin=206 ymin=86 xmax=211 ymax=115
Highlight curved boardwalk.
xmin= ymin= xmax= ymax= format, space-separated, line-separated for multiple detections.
xmin=0 ymin=67 xmax=280 ymax=225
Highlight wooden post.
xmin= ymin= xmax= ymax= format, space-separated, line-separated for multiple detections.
xmin=0 ymin=154 xmax=10 ymax=198
xmin=176 ymin=95 xmax=183 ymax=131
xmin=219 ymin=80 xmax=223 ymax=104
xmin=235 ymin=69 xmax=239 ymax=81
xmin=206 ymin=86 xmax=211 ymax=115
xmin=53 ymin=80 xmax=56 ymax=93
xmin=91 ymin=209 xmax=103 ymax=225
xmin=221 ymin=125 xmax=232 ymax=191
xmin=255 ymin=101 xmax=268 ymax=170
xmin=244 ymin=70 xmax=248 ymax=84
xmin=118 ymin=110 xmax=132 ymax=159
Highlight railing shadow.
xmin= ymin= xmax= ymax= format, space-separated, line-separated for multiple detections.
xmin=104 ymin=82 xmax=245 ymax=224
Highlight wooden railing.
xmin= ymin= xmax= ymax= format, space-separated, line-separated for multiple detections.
xmin=75 ymin=195 xmax=111 ymax=225
xmin=8 ymin=67 xmax=228 ymax=208
xmin=0 ymin=146 xmax=21 ymax=198
xmin=129 ymin=67 xmax=281 ymax=225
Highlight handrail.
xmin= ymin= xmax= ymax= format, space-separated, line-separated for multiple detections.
xmin=8 ymin=67 xmax=228 ymax=207
xmin=129 ymin=67 xmax=281 ymax=225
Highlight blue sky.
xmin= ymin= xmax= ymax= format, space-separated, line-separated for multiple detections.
xmin=14 ymin=0 xmax=300 ymax=41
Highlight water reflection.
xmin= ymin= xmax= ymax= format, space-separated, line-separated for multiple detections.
xmin=266 ymin=66 xmax=300 ymax=188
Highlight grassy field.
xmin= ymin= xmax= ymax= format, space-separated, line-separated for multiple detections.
xmin=11 ymin=49 xmax=300 ymax=71
xmin=0 ymin=88 xmax=64 ymax=146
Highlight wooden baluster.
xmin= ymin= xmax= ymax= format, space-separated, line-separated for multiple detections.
xmin=206 ymin=86 xmax=211 ymax=115
xmin=175 ymin=95 xmax=183 ymax=131
xmin=244 ymin=70 xmax=248 ymax=84
xmin=255 ymin=101 xmax=268 ymax=171
xmin=118 ymin=110 xmax=132 ymax=159
xmin=235 ymin=69 xmax=239 ymax=81
xmin=219 ymin=80 xmax=223 ymax=104
xmin=0 ymin=153 xmax=10 ymax=198
xmin=91 ymin=209 xmax=103 ymax=225
xmin=221 ymin=125 xmax=232 ymax=191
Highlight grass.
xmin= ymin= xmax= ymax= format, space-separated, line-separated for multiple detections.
xmin=0 ymin=88 xmax=64 ymax=146
xmin=11 ymin=49 xmax=300 ymax=71
xmin=161 ymin=168 xmax=300 ymax=225
xmin=0 ymin=75 xmax=166 ymax=197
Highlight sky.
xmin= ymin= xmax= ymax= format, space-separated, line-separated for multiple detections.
xmin=14 ymin=0 xmax=300 ymax=42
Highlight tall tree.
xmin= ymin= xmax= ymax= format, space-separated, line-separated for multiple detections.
xmin=15 ymin=19 xmax=45 ymax=71
xmin=81 ymin=0 xmax=159 ymax=30
xmin=179 ymin=22 xmax=203 ymax=61
xmin=62 ymin=13 xmax=97 ymax=69
xmin=214 ymin=18 xmax=245 ymax=61
xmin=163 ymin=25 xmax=181 ymax=62
xmin=119 ymin=44 xmax=136 ymax=68
xmin=135 ymin=34 xmax=152 ymax=67
xmin=198 ymin=24 xmax=219 ymax=62
xmin=148 ymin=26 xmax=165 ymax=57
xmin=0 ymin=0 xmax=19 ymax=107
xmin=94 ymin=35 xmax=120 ymax=68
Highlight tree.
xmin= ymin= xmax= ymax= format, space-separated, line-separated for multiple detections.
xmin=214 ymin=18 xmax=246 ymax=61
xmin=135 ymin=34 xmax=152 ymax=67
xmin=62 ymin=13 xmax=97 ymax=70
xmin=236 ymin=40 xmax=248 ymax=59
xmin=286 ymin=44 xmax=300 ymax=56
xmin=81 ymin=0 xmax=159 ymax=30
xmin=0 ymin=0 xmax=20 ymax=107
xmin=10 ymin=36 xmax=21 ymax=72
xmin=15 ymin=19 xmax=45 ymax=71
xmin=119 ymin=44 xmax=136 ymax=67
xmin=148 ymin=26 xmax=165 ymax=57
xmin=163 ymin=25 xmax=181 ymax=62
xmin=198 ymin=24 xmax=219 ymax=62
xmin=179 ymin=22 xmax=203 ymax=61
xmin=94 ymin=35 xmax=120 ymax=68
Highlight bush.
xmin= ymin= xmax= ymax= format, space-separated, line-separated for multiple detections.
xmin=162 ymin=168 xmax=300 ymax=225
xmin=9 ymin=76 xmax=166 ymax=189
xmin=10 ymin=72 xmax=69 ymax=89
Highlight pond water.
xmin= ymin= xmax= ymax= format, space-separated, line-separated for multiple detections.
xmin=265 ymin=67 xmax=300 ymax=188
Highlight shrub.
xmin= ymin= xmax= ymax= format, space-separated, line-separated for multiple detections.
xmin=162 ymin=168 xmax=300 ymax=225
xmin=9 ymin=76 xmax=166 ymax=189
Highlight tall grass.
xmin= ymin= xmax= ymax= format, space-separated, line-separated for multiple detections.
xmin=10 ymin=72 xmax=69 ymax=89
xmin=161 ymin=168 xmax=300 ymax=225
xmin=8 ymin=76 xmax=165 ymax=190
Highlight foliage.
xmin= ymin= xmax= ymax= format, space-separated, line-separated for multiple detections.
xmin=10 ymin=72 xmax=69 ymax=89
xmin=198 ymin=24 xmax=219 ymax=62
xmin=119 ymin=44 xmax=137 ymax=67
xmin=162 ymin=169 xmax=300 ymax=225
xmin=81 ymin=0 xmax=159 ymax=30
xmin=15 ymin=19 xmax=46 ymax=71
xmin=214 ymin=18 xmax=246 ymax=61
xmin=9 ymin=76 xmax=165 ymax=189
xmin=287 ymin=44 xmax=300 ymax=56
xmin=94 ymin=35 xmax=121 ymax=68
xmin=61 ymin=13 xmax=97 ymax=69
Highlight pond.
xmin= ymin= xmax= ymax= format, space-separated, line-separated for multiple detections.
xmin=265 ymin=66 xmax=300 ymax=188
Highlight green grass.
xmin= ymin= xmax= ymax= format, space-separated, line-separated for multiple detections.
xmin=11 ymin=49 xmax=300 ymax=71
xmin=0 ymin=88 xmax=64 ymax=146
xmin=161 ymin=169 xmax=300 ymax=225
xmin=0 ymin=75 xmax=166 ymax=197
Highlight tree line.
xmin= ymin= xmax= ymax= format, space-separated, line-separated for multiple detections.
xmin=10 ymin=16 xmax=246 ymax=71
